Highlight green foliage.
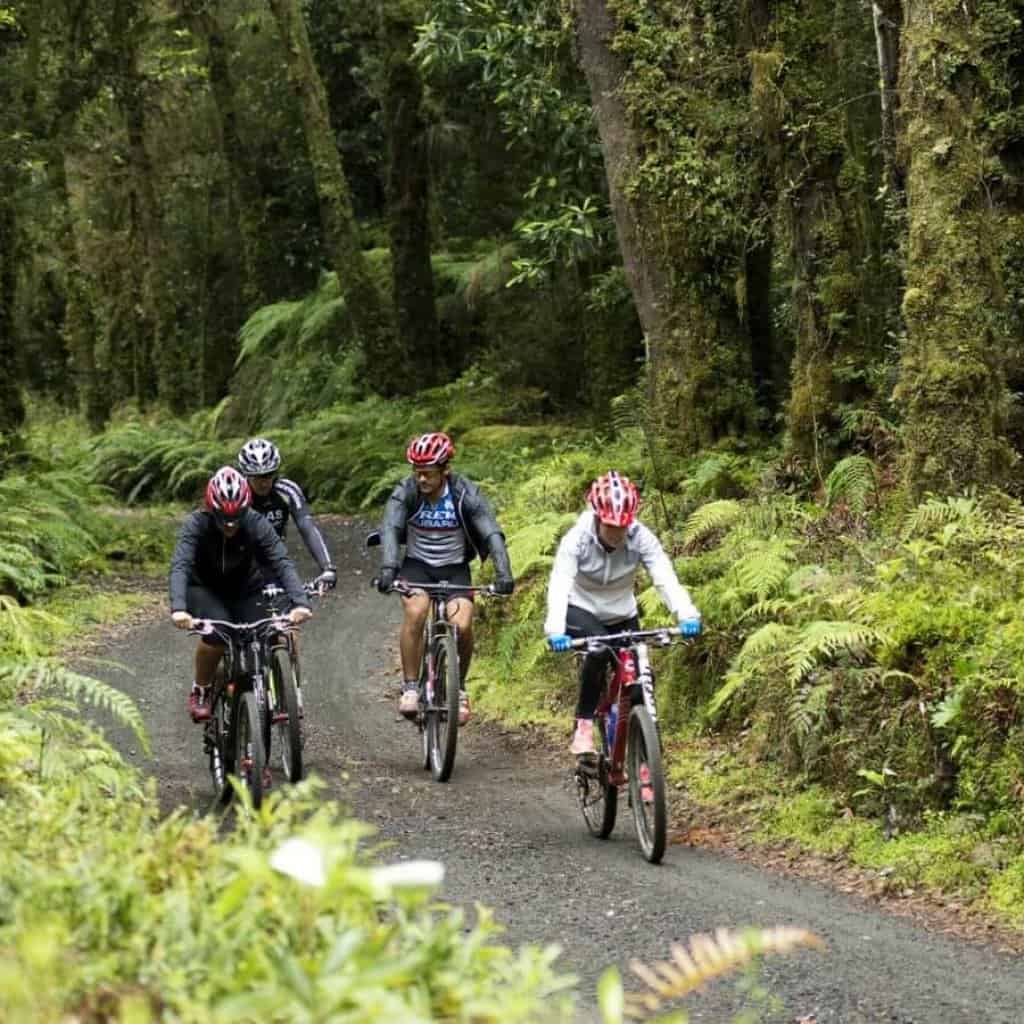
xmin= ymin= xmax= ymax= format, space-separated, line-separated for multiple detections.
xmin=824 ymin=455 xmax=878 ymax=514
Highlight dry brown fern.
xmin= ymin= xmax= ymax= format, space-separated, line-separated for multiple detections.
xmin=624 ymin=926 xmax=825 ymax=1018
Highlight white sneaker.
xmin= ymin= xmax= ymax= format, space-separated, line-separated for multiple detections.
xmin=570 ymin=718 xmax=595 ymax=756
xmin=458 ymin=690 xmax=471 ymax=726
xmin=398 ymin=685 xmax=420 ymax=719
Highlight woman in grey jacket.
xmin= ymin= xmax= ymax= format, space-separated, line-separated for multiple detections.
xmin=544 ymin=471 xmax=701 ymax=757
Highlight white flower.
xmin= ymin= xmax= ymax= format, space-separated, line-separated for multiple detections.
xmin=370 ymin=859 xmax=445 ymax=891
xmin=270 ymin=838 xmax=327 ymax=888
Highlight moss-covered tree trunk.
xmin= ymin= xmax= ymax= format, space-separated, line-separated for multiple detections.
xmin=895 ymin=0 xmax=1021 ymax=495
xmin=266 ymin=0 xmax=395 ymax=392
xmin=383 ymin=6 xmax=441 ymax=385
xmin=0 ymin=199 xmax=27 ymax=436
xmin=572 ymin=0 xmax=756 ymax=453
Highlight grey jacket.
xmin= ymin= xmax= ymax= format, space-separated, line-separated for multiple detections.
xmin=380 ymin=473 xmax=512 ymax=577
xmin=544 ymin=510 xmax=699 ymax=634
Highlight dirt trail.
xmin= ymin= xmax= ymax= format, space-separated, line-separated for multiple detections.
xmin=91 ymin=519 xmax=1024 ymax=1023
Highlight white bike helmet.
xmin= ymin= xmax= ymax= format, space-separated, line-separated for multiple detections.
xmin=238 ymin=437 xmax=281 ymax=476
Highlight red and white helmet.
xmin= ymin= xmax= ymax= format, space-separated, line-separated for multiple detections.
xmin=406 ymin=431 xmax=454 ymax=467
xmin=587 ymin=471 xmax=639 ymax=527
xmin=205 ymin=466 xmax=251 ymax=525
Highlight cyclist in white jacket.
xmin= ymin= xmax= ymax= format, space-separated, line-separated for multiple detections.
xmin=544 ymin=471 xmax=702 ymax=757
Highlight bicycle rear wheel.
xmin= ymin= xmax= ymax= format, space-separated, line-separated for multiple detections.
xmin=628 ymin=706 xmax=666 ymax=863
xmin=229 ymin=689 xmax=265 ymax=810
xmin=270 ymin=647 xmax=303 ymax=783
xmin=427 ymin=631 xmax=460 ymax=782
xmin=576 ymin=712 xmax=617 ymax=838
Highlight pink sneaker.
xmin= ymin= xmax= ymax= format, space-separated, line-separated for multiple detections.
xmin=188 ymin=684 xmax=211 ymax=723
xmin=639 ymin=763 xmax=653 ymax=803
xmin=458 ymin=690 xmax=471 ymax=726
xmin=570 ymin=718 xmax=595 ymax=756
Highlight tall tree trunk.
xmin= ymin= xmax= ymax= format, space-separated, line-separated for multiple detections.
xmin=383 ymin=7 xmax=441 ymax=385
xmin=0 ymin=200 xmax=27 ymax=437
xmin=266 ymin=0 xmax=395 ymax=392
xmin=177 ymin=0 xmax=269 ymax=313
xmin=871 ymin=0 xmax=903 ymax=196
xmin=572 ymin=0 xmax=756 ymax=452
xmin=895 ymin=0 xmax=1020 ymax=495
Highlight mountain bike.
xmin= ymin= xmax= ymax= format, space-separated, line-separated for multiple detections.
xmin=189 ymin=613 xmax=299 ymax=810
xmin=556 ymin=627 xmax=687 ymax=864
xmin=380 ymin=578 xmax=504 ymax=782
xmin=260 ymin=580 xmax=323 ymax=784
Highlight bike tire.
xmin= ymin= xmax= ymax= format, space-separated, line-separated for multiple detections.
xmin=230 ymin=689 xmax=265 ymax=810
xmin=428 ymin=631 xmax=460 ymax=782
xmin=208 ymin=678 xmax=230 ymax=804
xmin=577 ymin=712 xmax=617 ymax=838
xmin=628 ymin=706 xmax=667 ymax=863
xmin=270 ymin=647 xmax=303 ymax=783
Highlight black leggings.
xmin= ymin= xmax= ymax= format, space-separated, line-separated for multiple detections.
xmin=565 ymin=605 xmax=639 ymax=719
xmin=186 ymin=585 xmax=266 ymax=647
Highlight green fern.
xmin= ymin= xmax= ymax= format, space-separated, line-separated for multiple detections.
xmin=3 ymin=660 xmax=150 ymax=754
xmin=682 ymin=500 xmax=744 ymax=548
xmin=785 ymin=620 xmax=883 ymax=687
xmin=902 ymin=495 xmax=988 ymax=538
xmin=824 ymin=455 xmax=877 ymax=513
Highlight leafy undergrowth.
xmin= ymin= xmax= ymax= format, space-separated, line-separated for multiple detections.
xmin=468 ymin=439 xmax=1024 ymax=929
xmin=0 ymin=687 xmax=577 ymax=1022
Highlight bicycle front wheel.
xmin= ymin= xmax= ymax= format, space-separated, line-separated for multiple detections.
xmin=577 ymin=712 xmax=617 ymax=838
xmin=230 ymin=689 xmax=266 ymax=810
xmin=207 ymin=677 xmax=230 ymax=804
xmin=427 ymin=631 xmax=460 ymax=782
xmin=270 ymin=647 xmax=303 ymax=783
xmin=628 ymin=706 xmax=666 ymax=863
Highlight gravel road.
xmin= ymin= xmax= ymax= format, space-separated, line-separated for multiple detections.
xmin=91 ymin=518 xmax=1024 ymax=1023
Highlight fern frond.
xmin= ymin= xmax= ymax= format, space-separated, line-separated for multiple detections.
xmin=824 ymin=455 xmax=877 ymax=513
xmin=2 ymin=660 xmax=150 ymax=754
xmin=786 ymin=620 xmax=883 ymax=687
xmin=624 ymin=927 xmax=824 ymax=1017
xmin=682 ymin=500 xmax=744 ymax=548
xmin=902 ymin=495 xmax=988 ymax=538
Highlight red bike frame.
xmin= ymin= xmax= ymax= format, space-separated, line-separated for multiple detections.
xmin=597 ymin=648 xmax=638 ymax=787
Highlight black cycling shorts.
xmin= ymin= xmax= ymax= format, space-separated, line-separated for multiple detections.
xmin=186 ymin=585 xmax=266 ymax=645
xmin=399 ymin=557 xmax=472 ymax=589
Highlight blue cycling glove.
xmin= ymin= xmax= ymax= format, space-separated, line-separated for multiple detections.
xmin=678 ymin=617 xmax=702 ymax=637
xmin=547 ymin=633 xmax=573 ymax=652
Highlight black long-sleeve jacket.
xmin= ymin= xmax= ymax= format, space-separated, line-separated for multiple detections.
xmin=169 ymin=508 xmax=310 ymax=612
xmin=379 ymin=473 xmax=512 ymax=577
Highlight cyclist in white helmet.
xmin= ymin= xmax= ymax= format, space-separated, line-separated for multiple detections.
xmin=544 ymin=471 xmax=702 ymax=758
xmin=237 ymin=437 xmax=336 ymax=591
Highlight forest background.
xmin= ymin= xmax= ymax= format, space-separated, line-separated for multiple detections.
xmin=5 ymin=0 xmax=1024 ymax=1015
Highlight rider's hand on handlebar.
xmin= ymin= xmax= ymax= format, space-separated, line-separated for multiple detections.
xmin=547 ymin=633 xmax=572 ymax=652
xmin=494 ymin=574 xmax=515 ymax=596
xmin=288 ymin=606 xmax=313 ymax=625
xmin=677 ymin=616 xmax=702 ymax=637
xmin=377 ymin=566 xmax=397 ymax=593
xmin=172 ymin=610 xmax=194 ymax=631
xmin=314 ymin=567 xmax=337 ymax=592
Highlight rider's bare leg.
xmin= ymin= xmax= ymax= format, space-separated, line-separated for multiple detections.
xmin=400 ymin=592 xmax=430 ymax=680
xmin=448 ymin=598 xmax=475 ymax=685
xmin=195 ymin=639 xmax=223 ymax=687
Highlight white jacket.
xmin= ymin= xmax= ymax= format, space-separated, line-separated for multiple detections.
xmin=544 ymin=511 xmax=700 ymax=635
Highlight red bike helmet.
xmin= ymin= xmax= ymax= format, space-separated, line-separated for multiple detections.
xmin=205 ymin=466 xmax=252 ymax=526
xmin=406 ymin=431 xmax=455 ymax=467
xmin=587 ymin=471 xmax=640 ymax=527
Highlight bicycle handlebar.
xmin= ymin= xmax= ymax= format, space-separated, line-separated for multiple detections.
xmin=188 ymin=615 xmax=297 ymax=641
xmin=261 ymin=580 xmax=324 ymax=601
xmin=373 ymin=577 xmax=505 ymax=599
xmin=563 ymin=627 xmax=684 ymax=652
